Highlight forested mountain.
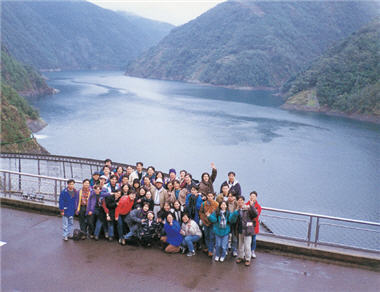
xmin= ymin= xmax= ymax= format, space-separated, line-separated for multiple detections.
xmin=125 ymin=0 xmax=379 ymax=89
xmin=282 ymin=20 xmax=380 ymax=118
xmin=1 ymin=47 xmax=50 ymax=153
xmin=1 ymin=0 xmax=173 ymax=70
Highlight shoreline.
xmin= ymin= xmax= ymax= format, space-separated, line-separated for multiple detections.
xmin=281 ymin=103 xmax=380 ymax=124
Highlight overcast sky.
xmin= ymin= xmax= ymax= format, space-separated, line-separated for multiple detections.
xmin=88 ymin=0 xmax=226 ymax=26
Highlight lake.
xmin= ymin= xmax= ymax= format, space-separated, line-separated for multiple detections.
xmin=27 ymin=71 xmax=380 ymax=222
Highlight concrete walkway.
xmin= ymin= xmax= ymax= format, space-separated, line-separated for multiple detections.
xmin=1 ymin=207 xmax=379 ymax=292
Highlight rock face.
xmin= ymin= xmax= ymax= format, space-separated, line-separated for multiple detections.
xmin=125 ymin=0 xmax=379 ymax=88
xmin=282 ymin=20 xmax=380 ymax=122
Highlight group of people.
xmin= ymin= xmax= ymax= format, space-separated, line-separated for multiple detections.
xmin=59 ymin=159 xmax=261 ymax=266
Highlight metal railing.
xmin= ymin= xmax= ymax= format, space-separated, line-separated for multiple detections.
xmin=0 ymin=152 xmax=379 ymax=254
xmin=259 ymin=207 xmax=380 ymax=253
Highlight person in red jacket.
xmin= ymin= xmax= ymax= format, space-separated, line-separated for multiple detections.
xmin=245 ymin=191 xmax=262 ymax=259
xmin=115 ymin=192 xmax=136 ymax=245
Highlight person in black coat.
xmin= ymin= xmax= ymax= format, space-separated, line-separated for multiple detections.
xmin=138 ymin=211 xmax=160 ymax=247
xmin=104 ymin=189 xmax=122 ymax=241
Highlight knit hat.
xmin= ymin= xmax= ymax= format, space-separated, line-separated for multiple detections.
xmin=169 ymin=168 xmax=176 ymax=174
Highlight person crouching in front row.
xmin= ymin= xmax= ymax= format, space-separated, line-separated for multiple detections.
xmin=161 ymin=213 xmax=183 ymax=253
xmin=180 ymin=213 xmax=202 ymax=257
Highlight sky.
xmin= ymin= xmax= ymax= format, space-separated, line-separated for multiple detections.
xmin=88 ymin=0 xmax=227 ymax=26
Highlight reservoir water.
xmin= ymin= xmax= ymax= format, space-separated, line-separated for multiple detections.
xmin=28 ymin=71 xmax=380 ymax=222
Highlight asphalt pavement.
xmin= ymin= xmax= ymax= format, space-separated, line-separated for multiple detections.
xmin=1 ymin=206 xmax=379 ymax=292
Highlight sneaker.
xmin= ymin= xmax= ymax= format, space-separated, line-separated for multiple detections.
xmin=214 ymin=256 xmax=220 ymax=262
xmin=236 ymin=258 xmax=243 ymax=264
xmin=94 ymin=236 xmax=99 ymax=241
xmin=90 ymin=235 xmax=94 ymax=239
xmin=251 ymin=251 xmax=256 ymax=259
xmin=105 ymin=232 xmax=109 ymax=239
xmin=187 ymin=251 xmax=195 ymax=257
xmin=81 ymin=235 xmax=86 ymax=240
xmin=63 ymin=237 xmax=68 ymax=241
xmin=232 ymin=251 xmax=238 ymax=257
xmin=220 ymin=257 xmax=225 ymax=262
xmin=245 ymin=260 xmax=251 ymax=266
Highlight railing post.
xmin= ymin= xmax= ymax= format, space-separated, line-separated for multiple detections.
xmin=63 ymin=161 xmax=66 ymax=178
xmin=70 ymin=162 xmax=73 ymax=178
xmin=38 ymin=159 xmax=41 ymax=193
xmin=8 ymin=172 xmax=11 ymax=197
xmin=314 ymin=217 xmax=320 ymax=247
xmin=307 ymin=216 xmax=313 ymax=246
xmin=54 ymin=180 xmax=58 ymax=205
xmin=18 ymin=158 xmax=21 ymax=191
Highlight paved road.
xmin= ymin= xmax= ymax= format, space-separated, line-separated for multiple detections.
xmin=1 ymin=207 xmax=379 ymax=292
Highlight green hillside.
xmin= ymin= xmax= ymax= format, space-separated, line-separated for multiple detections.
xmin=283 ymin=20 xmax=380 ymax=117
xmin=1 ymin=47 xmax=50 ymax=153
xmin=125 ymin=0 xmax=378 ymax=88
xmin=1 ymin=0 xmax=174 ymax=70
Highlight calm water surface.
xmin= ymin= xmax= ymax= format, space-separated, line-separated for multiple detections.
xmin=28 ymin=71 xmax=380 ymax=222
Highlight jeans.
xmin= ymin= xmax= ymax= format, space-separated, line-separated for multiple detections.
xmin=117 ymin=215 xmax=127 ymax=239
xmin=94 ymin=219 xmax=108 ymax=237
xmin=182 ymin=235 xmax=201 ymax=252
xmin=203 ymin=225 xmax=215 ymax=253
xmin=238 ymin=233 xmax=252 ymax=261
xmin=62 ymin=216 xmax=74 ymax=238
xmin=78 ymin=205 xmax=88 ymax=234
xmin=251 ymin=234 xmax=256 ymax=251
xmin=215 ymin=234 xmax=229 ymax=258
xmin=107 ymin=221 xmax=114 ymax=238
xmin=124 ymin=225 xmax=138 ymax=240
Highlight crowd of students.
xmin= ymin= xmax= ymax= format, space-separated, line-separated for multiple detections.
xmin=59 ymin=159 xmax=262 ymax=266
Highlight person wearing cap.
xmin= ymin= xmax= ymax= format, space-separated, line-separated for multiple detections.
xmin=166 ymin=168 xmax=178 ymax=186
xmin=198 ymin=162 xmax=217 ymax=197
xmin=152 ymin=178 xmax=168 ymax=217
xmin=90 ymin=172 xmax=100 ymax=187
xmin=128 ymin=162 xmax=146 ymax=185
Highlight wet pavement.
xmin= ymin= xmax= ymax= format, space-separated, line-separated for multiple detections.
xmin=1 ymin=207 xmax=379 ymax=292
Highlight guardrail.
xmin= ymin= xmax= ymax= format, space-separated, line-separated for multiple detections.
xmin=1 ymin=168 xmax=379 ymax=254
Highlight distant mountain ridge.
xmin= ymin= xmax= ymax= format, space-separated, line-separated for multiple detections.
xmin=282 ymin=20 xmax=380 ymax=121
xmin=125 ymin=0 xmax=379 ymax=89
xmin=1 ymin=0 xmax=174 ymax=70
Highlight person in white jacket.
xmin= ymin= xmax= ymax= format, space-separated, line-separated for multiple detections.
xmin=180 ymin=213 xmax=202 ymax=257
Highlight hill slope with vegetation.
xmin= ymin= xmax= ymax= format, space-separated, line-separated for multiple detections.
xmin=125 ymin=0 xmax=378 ymax=89
xmin=1 ymin=47 xmax=51 ymax=153
xmin=1 ymin=0 xmax=174 ymax=70
xmin=282 ymin=20 xmax=380 ymax=120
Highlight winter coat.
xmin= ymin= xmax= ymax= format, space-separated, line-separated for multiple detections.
xmin=199 ymin=200 xmax=219 ymax=227
xmin=178 ymin=188 xmax=188 ymax=206
xmin=164 ymin=220 xmax=183 ymax=246
xmin=103 ymin=194 xmax=120 ymax=221
xmin=236 ymin=205 xmax=258 ymax=236
xmin=245 ymin=201 xmax=262 ymax=234
xmin=198 ymin=168 xmax=217 ymax=196
xmin=141 ymin=197 xmax=154 ymax=211
xmin=181 ymin=219 xmax=202 ymax=237
xmin=105 ymin=182 xmax=120 ymax=194
xmin=76 ymin=188 xmax=96 ymax=215
xmin=220 ymin=180 xmax=242 ymax=198
xmin=128 ymin=170 xmax=146 ymax=185
xmin=138 ymin=220 xmax=160 ymax=240
xmin=59 ymin=188 xmax=78 ymax=217
xmin=125 ymin=208 xmax=148 ymax=229
xmin=153 ymin=187 xmax=168 ymax=209
xmin=165 ymin=190 xmax=176 ymax=205
xmin=185 ymin=194 xmax=203 ymax=224
xmin=115 ymin=195 xmax=134 ymax=220
xmin=208 ymin=210 xmax=238 ymax=237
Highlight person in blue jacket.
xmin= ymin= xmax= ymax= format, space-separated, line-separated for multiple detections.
xmin=162 ymin=213 xmax=183 ymax=253
xmin=208 ymin=201 xmax=239 ymax=262
xmin=59 ymin=179 xmax=78 ymax=241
